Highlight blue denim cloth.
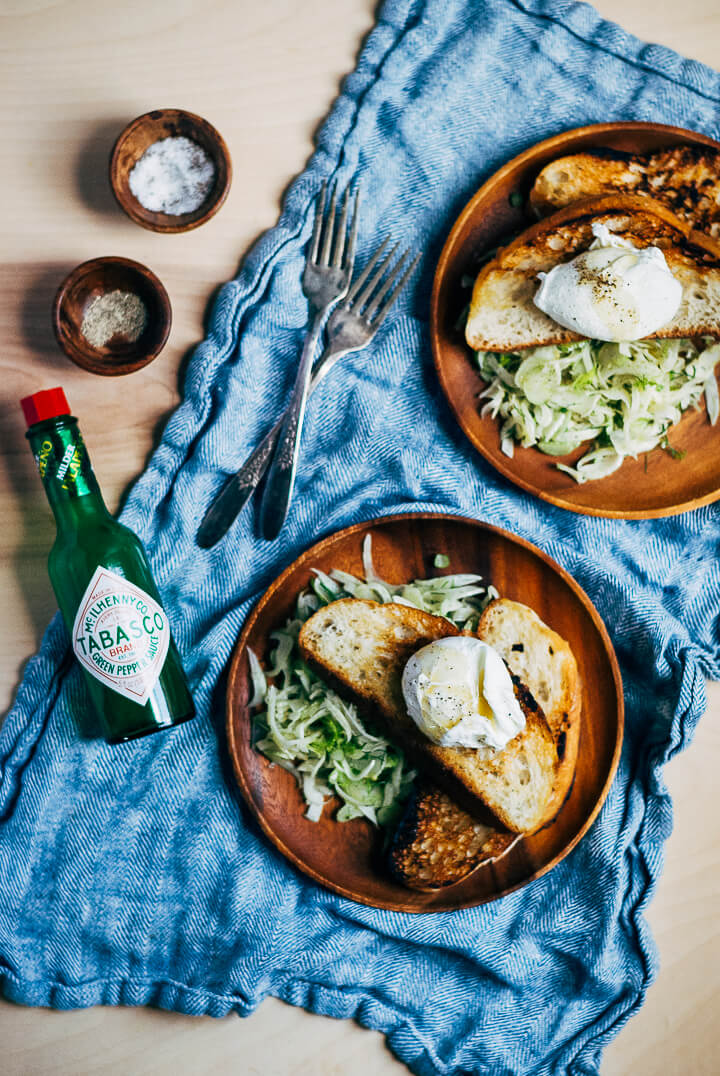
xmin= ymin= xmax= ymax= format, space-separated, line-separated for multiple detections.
xmin=2 ymin=2 xmax=720 ymax=1073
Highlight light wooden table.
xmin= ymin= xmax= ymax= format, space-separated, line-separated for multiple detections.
xmin=1 ymin=2 xmax=718 ymax=1073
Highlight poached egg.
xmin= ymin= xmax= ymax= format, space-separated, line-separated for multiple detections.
xmin=533 ymin=222 xmax=682 ymax=342
xmin=401 ymin=636 xmax=525 ymax=752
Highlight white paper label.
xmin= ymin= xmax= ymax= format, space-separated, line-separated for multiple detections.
xmin=72 ymin=566 xmax=170 ymax=704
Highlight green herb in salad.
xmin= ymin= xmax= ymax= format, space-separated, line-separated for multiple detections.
xmin=250 ymin=536 xmax=498 ymax=827
xmin=475 ymin=337 xmax=720 ymax=483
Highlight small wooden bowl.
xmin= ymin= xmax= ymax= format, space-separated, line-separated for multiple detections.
xmin=53 ymin=256 xmax=172 ymax=376
xmin=109 ymin=109 xmax=232 ymax=233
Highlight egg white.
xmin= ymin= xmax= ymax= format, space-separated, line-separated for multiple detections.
xmin=534 ymin=222 xmax=683 ymax=342
xmin=401 ymin=636 xmax=525 ymax=752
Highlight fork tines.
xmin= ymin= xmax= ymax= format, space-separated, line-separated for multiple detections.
xmin=344 ymin=238 xmax=421 ymax=325
xmin=310 ymin=180 xmax=360 ymax=271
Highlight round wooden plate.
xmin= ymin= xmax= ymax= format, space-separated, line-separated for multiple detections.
xmin=226 ymin=513 xmax=624 ymax=912
xmin=431 ymin=122 xmax=720 ymax=518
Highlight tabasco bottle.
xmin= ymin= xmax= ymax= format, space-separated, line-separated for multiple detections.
xmin=21 ymin=387 xmax=195 ymax=743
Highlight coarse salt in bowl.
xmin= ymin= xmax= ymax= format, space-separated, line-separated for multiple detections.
xmin=128 ymin=136 xmax=217 ymax=216
xmin=109 ymin=109 xmax=232 ymax=233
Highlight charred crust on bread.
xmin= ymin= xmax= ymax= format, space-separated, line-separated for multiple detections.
xmin=556 ymin=730 xmax=567 ymax=762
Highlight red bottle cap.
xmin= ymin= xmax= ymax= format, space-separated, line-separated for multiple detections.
xmin=20 ymin=387 xmax=71 ymax=428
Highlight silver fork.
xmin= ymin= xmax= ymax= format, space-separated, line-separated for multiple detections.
xmin=196 ymin=241 xmax=420 ymax=548
xmin=258 ymin=181 xmax=359 ymax=540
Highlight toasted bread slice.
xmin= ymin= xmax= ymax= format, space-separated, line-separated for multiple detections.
xmin=530 ymin=145 xmax=720 ymax=238
xmin=477 ymin=599 xmax=581 ymax=820
xmin=387 ymin=599 xmax=581 ymax=889
xmin=387 ymin=781 xmax=517 ymax=890
xmin=298 ymin=599 xmax=558 ymax=834
xmin=465 ymin=194 xmax=720 ymax=352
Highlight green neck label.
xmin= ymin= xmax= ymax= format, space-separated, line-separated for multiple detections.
xmin=34 ymin=424 xmax=96 ymax=498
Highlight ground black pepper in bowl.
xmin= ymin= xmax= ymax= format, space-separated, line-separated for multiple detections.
xmin=53 ymin=257 xmax=171 ymax=376
xmin=80 ymin=290 xmax=148 ymax=349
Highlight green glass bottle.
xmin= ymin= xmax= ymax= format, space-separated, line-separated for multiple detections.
xmin=21 ymin=387 xmax=195 ymax=743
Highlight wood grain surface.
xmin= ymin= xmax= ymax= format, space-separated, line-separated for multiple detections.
xmin=1 ymin=1 xmax=718 ymax=1074
xmin=227 ymin=513 xmax=623 ymax=911
xmin=431 ymin=123 xmax=720 ymax=519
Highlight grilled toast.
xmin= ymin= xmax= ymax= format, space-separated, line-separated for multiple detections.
xmin=529 ymin=145 xmax=720 ymax=238
xmin=477 ymin=599 xmax=581 ymax=821
xmin=387 ymin=599 xmax=581 ymax=889
xmin=298 ymin=599 xmax=558 ymax=834
xmin=465 ymin=194 xmax=720 ymax=352
xmin=388 ymin=782 xmax=517 ymax=889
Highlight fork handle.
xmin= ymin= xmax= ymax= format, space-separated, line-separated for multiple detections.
xmin=195 ymin=340 xmax=348 ymax=548
xmin=259 ymin=309 xmax=326 ymax=540
xmin=195 ymin=418 xmax=283 ymax=548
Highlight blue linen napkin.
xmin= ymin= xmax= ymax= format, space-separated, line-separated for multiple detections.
xmin=2 ymin=1 xmax=720 ymax=1072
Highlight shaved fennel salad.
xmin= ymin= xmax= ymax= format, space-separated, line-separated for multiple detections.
xmin=475 ymin=337 xmax=720 ymax=483
xmin=249 ymin=538 xmax=498 ymax=827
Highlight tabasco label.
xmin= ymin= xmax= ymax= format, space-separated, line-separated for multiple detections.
xmin=72 ymin=566 xmax=170 ymax=704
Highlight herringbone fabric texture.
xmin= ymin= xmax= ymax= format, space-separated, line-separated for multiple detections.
xmin=2 ymin=2 xmax=719 ymax=1073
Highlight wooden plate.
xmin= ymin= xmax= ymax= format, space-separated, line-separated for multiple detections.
xmin=431 ymin=122 xmax=720 ymax=518
xmin=226 ymin=513 xmax=624 ymax=912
